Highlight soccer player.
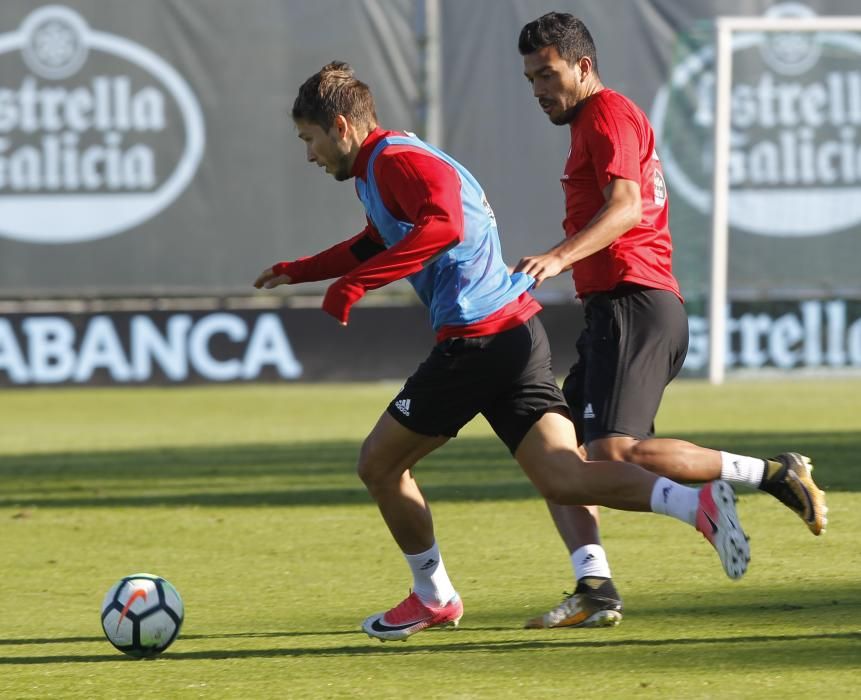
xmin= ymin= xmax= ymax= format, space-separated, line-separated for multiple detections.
xmin=515 ymin=12 xmax=828 ymax=630
xmin=255 ymin=61 xmax=750 ymax=642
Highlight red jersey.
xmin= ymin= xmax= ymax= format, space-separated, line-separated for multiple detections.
xmin=562 ymin=89 xmax=681 ymax=300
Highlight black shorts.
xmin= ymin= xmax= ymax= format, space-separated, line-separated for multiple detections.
xmin=562 ymin=284 xmax=688 ymax=444
xmin=387 ymin=315 xmax=569 ymax=454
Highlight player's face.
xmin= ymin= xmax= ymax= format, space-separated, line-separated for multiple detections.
xmin=295 ymin=119 xmax=353 ymax=181
xmin=523 ymin=46 xmax=589 ymax=125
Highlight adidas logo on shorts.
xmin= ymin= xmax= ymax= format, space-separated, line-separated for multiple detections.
xmin=394 ymin=398 xmax=411 ymax=416
xmin=583 ymin=403 xmax=595 ymax=419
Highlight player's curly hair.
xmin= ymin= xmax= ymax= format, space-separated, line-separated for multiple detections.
xmin=292 ymin=61 xmax=378 ymax=131
xmin=518 ymin=12 xmax=599 ymax=74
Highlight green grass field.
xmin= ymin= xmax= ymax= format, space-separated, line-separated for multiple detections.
xmin=1 ymin=380 xmax=859 ymax=698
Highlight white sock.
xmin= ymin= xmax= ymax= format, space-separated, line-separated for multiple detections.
xmin=719 ymin=451 xmax=765 ymax=488
xmin=650 ymin=477 xmax=700 ymax=526
xmin=404 ymin=541 xmax=456 ymax=606
xmin=571 ymin=544 xmax=612 ymax=580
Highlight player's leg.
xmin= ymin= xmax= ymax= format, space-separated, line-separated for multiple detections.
xmin=589 ymin=436 xmax=826 ymax=535
xmin=540 ymin=431 xmax=606 ymax=578
xmin=515 ymin=410 xmax=655 ymax=510
xmin=530 ymin=296 xmax=623 ymax=628
xmin=579 ymin=287 xmax=724 ymax=478
xmin=482 ymin=317 xmax=749 ymax=583
xmin=529 ymin=502 xmax=623 ymax=629
xmin=539 ymin=424 xmax=612 ymax=594
xmin=584 ymin=289 xmax=826 ymax=534
xmin=480 ymin=317 xmax=656 ymax=509
xmin=534 ymin=287 xmax=739 ymax=628
xmin=514 ymin=410 xmax=750 ymax=580
xmin=357 ymin=412 xmax=464 ymax=641
xmin=357 ymin=411 xmax=447 ymax=554
xmin=359 ymin=337 xmax=494 ymax=641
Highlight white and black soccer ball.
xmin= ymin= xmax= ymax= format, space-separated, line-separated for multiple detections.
xmin=100 ymin=573 xmax=184 ymax=658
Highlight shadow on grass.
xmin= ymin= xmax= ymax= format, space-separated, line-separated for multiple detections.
xmin=2 ymin=431 xmax=858 ymax=509
xmin=5 ymin=585 xmax=859 ymax=663
xmin=0 ymin=631 xmax=360 ymax=646
xmin=2 ymin=630 xmax=859 ymax=665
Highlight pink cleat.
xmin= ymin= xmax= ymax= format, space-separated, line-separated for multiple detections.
xmin=697 ymin=480 xmax=750 ymax=580
xmin=362 ymin=592 xmax=463 ymax=641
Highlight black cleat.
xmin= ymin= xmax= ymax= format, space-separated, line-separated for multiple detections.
xmin=760 ymin=453 xmax=828 ymax=535
xmin=525 ymin=578 xmax=623 ymax=629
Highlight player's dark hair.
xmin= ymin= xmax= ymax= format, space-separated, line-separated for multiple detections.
xmin=292 ymin=61 xmax=378 ymax=130
xmin=518 ymin=12 xmax=599 ymax=73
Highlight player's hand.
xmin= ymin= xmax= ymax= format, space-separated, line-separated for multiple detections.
xmin=322 ymin=279 xmax=364 ymax=326
xmin=253 ymin=266 xmax=293 ymax=289
xmin=513 ymin=253 xmax=567 ymax=288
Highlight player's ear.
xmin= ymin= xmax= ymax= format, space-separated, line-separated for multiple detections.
xmin=578 ymin=56 xmax=593 ymax=81
xmin=333 ymin=114 xmax=350 ymax=141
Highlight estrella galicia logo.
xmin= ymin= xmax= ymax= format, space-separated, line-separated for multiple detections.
xmin=651 ymin=2 xmax=861 ymax=238
xmin=0 ymin=5 xmax=205 ymax=243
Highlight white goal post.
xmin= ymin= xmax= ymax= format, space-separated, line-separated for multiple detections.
xmin=709 ymin=15 xmax=861 ymax=384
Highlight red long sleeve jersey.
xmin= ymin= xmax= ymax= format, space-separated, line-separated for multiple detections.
xmin=280 ymin=128 xmax=539 ymax=340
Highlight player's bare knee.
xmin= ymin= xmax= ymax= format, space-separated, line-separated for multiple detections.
xmin=355 ymin=457 xmax=373 ymax=488
xmin=542 ymin=484 xmax=588 ymax=506
xmin=356 ymin=439 xmax=388 ymax=488
xmin=588 ymin=437 xmax=639 ymax=463
xmin=356 ymin=458 xmax=398 ymax=494
xmin=627 ymin=440 xmax=653 ymax=466
xmin=530 ymin=470 xmax=587 ymax=505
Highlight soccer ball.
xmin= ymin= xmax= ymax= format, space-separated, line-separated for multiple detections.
xmin=100 ymin=573 xmax=184 ymax=658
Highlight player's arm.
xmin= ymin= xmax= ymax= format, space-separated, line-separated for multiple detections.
xmin=253 ymin=224 xmax=386 ymax=289
xmin=322 ymin=150 xmax=464 ymax=324
xmin=515 ymin=178 xmax=641 ymax=287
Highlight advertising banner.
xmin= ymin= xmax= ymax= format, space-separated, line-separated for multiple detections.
xmin=0 ymin=5 xmax=204 ymax=245
xmin=0 ymin=0 xmax=418 ymax=297
xmin=3 ymin=300 xmax=861 ymax=386
xmin=1 ymin=1 xmax=859 ymax=302
xmin=651 ymin=1 xmax=861 ymax=298
xmin=685 ymin=298 xmax=861 ymax=373
xmin=1 ymin=1 xmax=860 ymax=384
xmin=0 ymin=304 xmax=437 ymax=386
xmin=442 ymin=0 xmax=861 ymax=300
